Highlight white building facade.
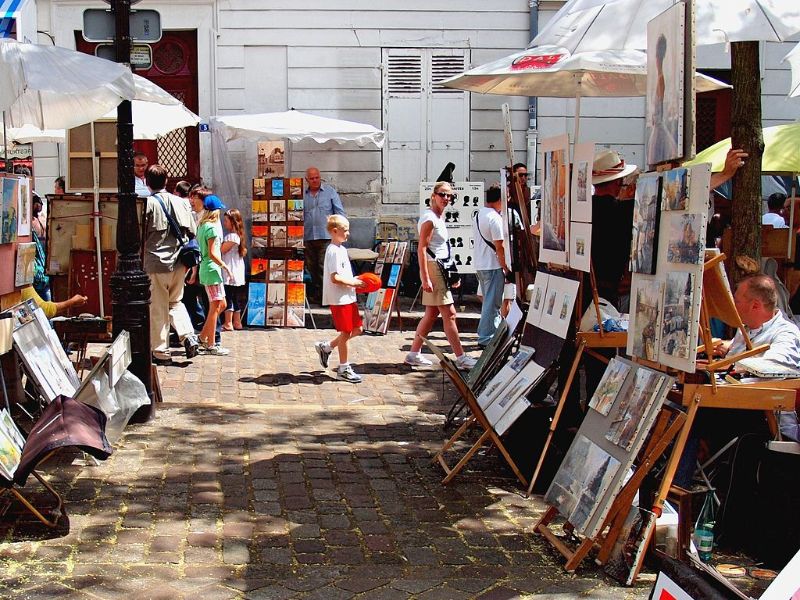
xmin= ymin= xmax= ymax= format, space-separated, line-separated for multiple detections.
xmin=22 ymin=0 xmax=800 ymax=238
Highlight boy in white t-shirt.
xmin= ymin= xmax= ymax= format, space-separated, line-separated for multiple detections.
xmin=314 ymin=215 xmax=365 ymax=383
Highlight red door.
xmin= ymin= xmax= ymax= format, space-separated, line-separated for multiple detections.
xmin=75 ymin=31 xmax=201 ymax=188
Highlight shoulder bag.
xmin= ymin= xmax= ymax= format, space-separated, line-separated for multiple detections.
xmin=153 ymin=193 xmax=201 ymax=269
xmin=426 ymin=241 xmax=461 ymax=288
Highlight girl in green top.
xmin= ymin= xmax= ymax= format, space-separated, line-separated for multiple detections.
xmin=197 ymin=195 xmax=231 ymax=355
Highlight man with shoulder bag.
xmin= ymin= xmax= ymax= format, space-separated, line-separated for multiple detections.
xmin=143 ymin=164 xmax=200 ymax=364
xmin=472 ymin=185 xmax=511 ymax=347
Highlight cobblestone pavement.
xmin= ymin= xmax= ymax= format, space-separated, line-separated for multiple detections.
xmin=0 ymin=328 xmax=654 ymax=599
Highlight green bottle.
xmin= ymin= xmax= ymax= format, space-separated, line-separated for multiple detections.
xmin=694 ymin=490 xmax=716 ymax=562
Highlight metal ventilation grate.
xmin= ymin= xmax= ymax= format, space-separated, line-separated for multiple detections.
xmin=387 ymin=55 xmax=423 ymax=96
xmin=431 ymin=55 xmax=465 ymax=94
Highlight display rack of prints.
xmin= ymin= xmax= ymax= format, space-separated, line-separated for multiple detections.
xmin=246 ymin=178 xmax=306 ymax=328
xmin=363 ymin=241 xmax=408 ymax=334
xmin=418 ymin=182 xmax=483 ymax=274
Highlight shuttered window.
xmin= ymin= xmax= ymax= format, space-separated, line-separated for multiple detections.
xmin=386 ymin=55 xmax=423 ymax=96
xmin=430 ymin=54 xmax=466 ymax=95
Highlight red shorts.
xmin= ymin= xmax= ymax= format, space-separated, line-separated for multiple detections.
xmin=330 ymin=302 xmax=362 ymax=333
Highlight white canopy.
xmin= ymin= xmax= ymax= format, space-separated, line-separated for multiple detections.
xmin=441 ymin=46 xmax=731 ymax=97
xmin=211 ymin=109 xmax=385 ymax=147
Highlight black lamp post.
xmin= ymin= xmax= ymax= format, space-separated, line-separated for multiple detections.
xmin=110 ymin=0 xmax=154 ymax=422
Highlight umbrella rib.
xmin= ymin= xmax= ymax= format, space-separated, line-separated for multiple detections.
xmin=754 ymin=0 xmax=782 ymax=42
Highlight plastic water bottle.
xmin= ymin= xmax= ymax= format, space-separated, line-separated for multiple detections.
xmin=694 ymin=490 xmax=716 ymax=562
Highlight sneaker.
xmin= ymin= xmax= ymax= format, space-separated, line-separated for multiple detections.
xmin=404 ymin=353 xmax=433 ymax=367
xmin=202 ymin=344 xmax=230 ymax=356
xmin=184 ymin=334 xmax=200 ymax=359
xmin=314 ymin=341 xmax=332 ymax=369
xmin=337 ymin=365 xmax=362 ymax=383
xmin=455 ymin=354 xmax=477 ymax=370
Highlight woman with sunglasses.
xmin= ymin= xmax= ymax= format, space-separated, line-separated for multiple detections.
xmin=404 ymin=182 xmax=476 ymax=370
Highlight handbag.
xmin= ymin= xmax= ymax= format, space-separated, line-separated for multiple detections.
xmin=426 ymin=242 xmax=461 ymax=288
xmin=153 ymin=193 xmax=201 ymax=269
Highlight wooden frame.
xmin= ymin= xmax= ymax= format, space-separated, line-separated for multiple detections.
xmin=1 ymin=462 xmax=64 ymax=529
xmin=432 ymin=359 xmax=528 ymax=487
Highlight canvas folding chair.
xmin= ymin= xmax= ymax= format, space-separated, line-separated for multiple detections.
xmin=1 ymin=462 xmax=64 ymax=528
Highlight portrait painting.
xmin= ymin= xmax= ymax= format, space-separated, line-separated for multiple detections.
xmin=630 ymin=175 xmax=662 ymax=274
xmin=645 ymin=3 xmax=685 ymax=166
xmin=662 ymin=167 xmax=690 ymax=211
xmin=627 ymin=276 xmax=663 ymax=362
xmin=589 ymin=358 xmax=632 ymax=417
xmin=545 ymin=434 xmax=621 ymax=536
xmin=540 ymin=134 xmax=570 ymax=265
xmin=666 ymin=213 xmax=705 ymax=265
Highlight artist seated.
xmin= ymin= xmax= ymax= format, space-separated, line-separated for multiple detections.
xmin=675 ymin=274 xmax=800 ymax=487
xmin=20 ymin=286 xmax=88 ymax=319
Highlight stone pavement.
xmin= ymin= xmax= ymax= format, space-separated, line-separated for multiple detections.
xmin=0 ymin=327 xmax=654 ymax=599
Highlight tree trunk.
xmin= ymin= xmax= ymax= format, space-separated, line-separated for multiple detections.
xmin=729 ymin=41 xmax=765 ymax=284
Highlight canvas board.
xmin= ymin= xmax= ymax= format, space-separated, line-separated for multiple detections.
xmin=627 ymin=275 xmax=663 ymax=362
xmin=588 ymin=357 xmax=633 ymax=417
xmin=544 ymin=434 xmax=622 ymax=536
xmin=662 ymin=167 xmax=690 ymax=211
xmin=570 ymin=142 xmax=595 ymax=223
xmin=544 ymin=358 xmax=673 ymax=538
xmin=646 ymin=2 xmax=685 ymax=167
xmin=630 ymin=174 xmax=662 ymax=275
xmin=418 ymin=181 xmax=482 ymax=274
xmin=539 ymin=134 xmax=570 ymax=266
xmin=538 ymin=275 xmax=580 ymax=339
xmin=15 ymin=242 xmax=36 ymax=287
xmin=476 ymin=347 xmax=534 ymax=411
xmin=665 ymin=213 xmax=705 ymax=265
xmin=1 ymin=178 xmax=18 ymax=244
xmin=526 ymin=271 xmax=550 ymax=328
xmin=606 ymin=368 xmax=667 ymax=451
xmin=569 ymin=222 xmax=592 ymax=273
xmin=17 ymin=177 xmax=31 ymax=237
xmin=659 ymin=270 xmax=702 ymax=372
xmin=489 ymin=361 xmax=545 ymax=435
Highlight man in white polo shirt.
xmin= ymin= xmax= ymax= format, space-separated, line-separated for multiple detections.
xmin=472 ymin=185 xmax=510 ymax=347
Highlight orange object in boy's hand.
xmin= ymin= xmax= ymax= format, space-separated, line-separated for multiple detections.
xmin=356 ymin=272 xmax=382 ymax=293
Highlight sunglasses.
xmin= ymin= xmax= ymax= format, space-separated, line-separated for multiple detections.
xmin=517 ymin=173 xmax=529 ymax=178
xmin=435 ymin=191 xmax=455 ymax=200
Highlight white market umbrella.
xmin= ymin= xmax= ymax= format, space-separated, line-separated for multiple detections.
xmin=441 ymin=46 xmax=730 ymax=97
xmin=211 ymin=109 xmax=385 ymax=147
xmin=531 ymin=0 xmax=800 ymax=53
xmin=1 ymin=75 xmax=198 ymax=144
xmin=783 ymin=43 xmax=800 ymax=97
xmin=441 ymin=46 xmax=730 ymax=142
xmin=0 ymin=38 xmax=135 ymax=131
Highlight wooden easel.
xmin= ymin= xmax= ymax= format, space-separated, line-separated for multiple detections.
xmin=432 ymin=358 xmax=528 ymax=487
xmin=1 ymin=455 xmax=64 ymax=528
xmin=526 ymin=263 xmax=627 ymax=495
xmin=532 ymin=403 xmax=686 ymax=572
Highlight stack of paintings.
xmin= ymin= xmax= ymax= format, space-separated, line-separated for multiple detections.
xmin=626 ymin=164 xmax=709 ymax=372
xmin=544 ymin=357 xmax=673 ymax=538
xmin=246 ymin=177 xmax=306 ymax=328
xmin=363 ymin=241 xmax=408 ymax=334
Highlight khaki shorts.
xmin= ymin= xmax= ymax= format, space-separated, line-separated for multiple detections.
xmin=422 ymin=260 xmax=454 ymax=306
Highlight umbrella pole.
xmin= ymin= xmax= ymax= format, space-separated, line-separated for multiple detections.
xmin=2 ymin=111 xmax=8 ymax=172
xmin=573 ymin=88 xmax=582 ymax=145
xmin=90 ymin=123 xmax=105 ymax=318
xmin=790 ymin=175 xmax=798 ymax=259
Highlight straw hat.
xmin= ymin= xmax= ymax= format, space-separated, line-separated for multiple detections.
xmin=592 ymin=149 xmax=638 ymax=185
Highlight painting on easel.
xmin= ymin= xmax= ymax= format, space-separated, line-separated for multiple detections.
xmin=588 ymin=357 xmax=632 ymax=417
xmin=660 ymin=270 xmax=701 ymax=372
xmin=630 ymin=174 xmax=662 ymax=275
xmin=605 ymin=368 xmax=667 ymax=451
xmin=627 ymin=276 xmax=663 ymax=362
xmin=544 ymin=434 xmax=621 ymax=536
xmin=539 ymin=134 xmax=570 ymax=266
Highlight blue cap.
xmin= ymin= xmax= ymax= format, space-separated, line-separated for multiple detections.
xmin=204 ymin=194 xmax=226 ymax=211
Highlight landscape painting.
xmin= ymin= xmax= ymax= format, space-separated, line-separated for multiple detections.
xmin=662 ymin=167 xmax=689 ymax=211
xmin=627 ymin=276 xmax=663 ymax=362
xmin=666 ymin=213 xmax=705 ymax=265
xmin=605 ymin=368 xmax=666 ymax=451
xmin=661 ymin=271 xmax=696 ymax=365
xmin=588 ymin=358 xmax=632 ymax=417
xmin=630 ymin=175 xmax=662 ymax=274
xmin=545 ymin=434 xmax=621 ymax=536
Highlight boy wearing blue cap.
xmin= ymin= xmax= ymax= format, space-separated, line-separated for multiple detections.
xmin=197 ymin=194 xmax=232 ymax=355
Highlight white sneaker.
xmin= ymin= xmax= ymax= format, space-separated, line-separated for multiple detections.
xmin=337 ymin=365 xmax=363 ymax=383
xmin=404 ymin=353 xmax=433 ymax=367
xmin=455 ymin=354 xmax=477 ymax=370
xmin=202 ymin=344 xmax=230 ymax=356
xmin=314 ymin=341 xmax=332 ymax=369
